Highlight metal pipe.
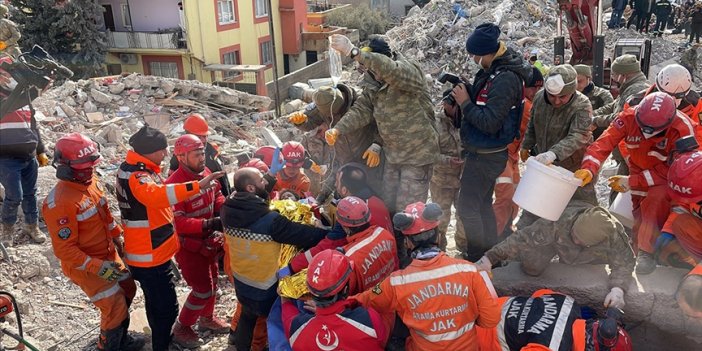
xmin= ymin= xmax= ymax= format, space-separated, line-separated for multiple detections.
xmin=267 ymin=0 xmax=281 ymax=118
xmin=597 ymin=0 xmax=603 ymax=35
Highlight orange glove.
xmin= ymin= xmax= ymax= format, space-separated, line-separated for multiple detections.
xmin=0 ymin=41 xmax=6 ymax=51
xmin=520 ymin=149 xmax=530 ymax=162
xmin=37 ymin=153 xmax=50 ymax=167
xmin=608 ymin=175 xmax=630 ymax=193
xmin=325 ymin=128 xmax=340 ymax=145
xmin=574 ymin=169 xmax=593 ymax=187
xmin=363 ymin=143 xmax=382 ymax=168
xmin=288 ymin=112 xmax=308 ymax=125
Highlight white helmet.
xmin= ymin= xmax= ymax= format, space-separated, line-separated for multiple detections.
xmin=656 ymin=64 xmax=692 ymax=106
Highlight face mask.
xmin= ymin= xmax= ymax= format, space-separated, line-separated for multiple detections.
xmin=477 ymin=56 xmax=484 ymax=69
xmin=1 ymin=77 xmax=17 ymax=90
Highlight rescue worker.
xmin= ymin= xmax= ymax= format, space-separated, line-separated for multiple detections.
xmin=116 ymin=126 xmax=224 ymax=351
xmin=289 ymin=85 xmax=383 ymax=202
xmin=677 ymin=263 xmax=702 ymax=318
xmin=326 ymin=35 xmax=440 ymax=214
xmin=354 ymin=202 xmax=501 ymax=351
xmin=169 ymin=113 xmax=232 ymax=196
xmin=519 ymin=64 xmax=597 ymax=228
xmin=0 ymin=5 xmax=21 ymax=58
xmin=220 ymin=167 xmax=328 ymax=350
xmin=575 ymin=92 xmax=701 ymax=275
xmin=166 ymin=134 xmax=229 ymax=348
xmin=493 ymin=67 xmax=543 ymax=237
xmin=282 ymin=250 xmax=388 ymax=350
xmin=43 ymin=133 xmax=145 ymax=351
xmin=451 ymin=23 xmax=531 ymax=262
xmin=574 ymin=64 xmax=614 ymax=110
xmin=0 ymin=56 xmax=47 ymax=246
xmin=477 ymin=290 xmax=633 ymax=351
xmin=654 ymin=0 xmax=673 ymax=36
xmin=475 ymin=202 xmax=635 ymax=310
xmin=334 ymin=163 xmax=392 ymax=232
xmin=274 ymin=141 xmax=311 ymax=198
xmin=431 ymin=90 xmax=465 ymax=251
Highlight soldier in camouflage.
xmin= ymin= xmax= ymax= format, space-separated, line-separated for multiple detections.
xmin=475 ymin=202 xmax=636 ymax=309
xmin=430 ymin=91 xmax=465 ymax=252
xmin=592 ymin=55 xmax=650 ymax=130
xmin=574 ymin=64 xmax=614 ymax=110
xmin=0 ymin=5 xmax=20 ymax=58
xmin=327 ymin=35 xmax=439 ymax=214
xmin=520 ymin=64 xmax=596 ymax=227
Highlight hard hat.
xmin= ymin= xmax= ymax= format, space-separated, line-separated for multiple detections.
xmin=656 ymin=64 xmax=692 ymax=101
xmin=593 ymin=320 xmax=633 ymax=351
xmin=54 ymin=133 xmax=101 ymax=169
xmin=240 ymin=158 xmax=269 ymax=173
xmin=183 ymin=113 xmax=209 ymax=136
xmin=634 ymin=92 xmax=676 ymax=138
xmin=393 ymin=202 xmax=443 ymax=235
xmin=254 ymin=146 xmax=282 ymax=167
xmin=281 ymin=141 xmax=305 ymax=167
xmin=667 ymin=151 xmax=702 ymax=204
xmin=336 ymin=196 xmax=371 ymax=227
xmin=307 ymin=249 xmax=353 ymax=298
xmin=174 ymin=134 xmax=204 ymax=156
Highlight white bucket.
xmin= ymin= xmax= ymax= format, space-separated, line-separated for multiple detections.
xmin=513 ymin=157 xmax=582 ymax=221
xmin=609 ymin=192 xmax=634 ymax=228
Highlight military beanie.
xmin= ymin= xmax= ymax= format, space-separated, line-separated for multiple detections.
xmin=571 ymin=207 xmax=618 ymax=247
xmin=611 ymin=54 xmax=641 ymax=75
xmin=545 ymin=64 xmax=577 ymax=96
xmin=574 ymin=64 xmax=592 ymax=78
xmin=466 ymin=23 xmax=501 ymax=56
xmin=129 ymin=125 xmax=168 ymax=155
xmin=313 ymin=86 xmax=345 ymax=118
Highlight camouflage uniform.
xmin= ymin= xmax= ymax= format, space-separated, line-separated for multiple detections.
xmin=485 ymin=201 xmax=636 ymax=291
xmin=430 ymin=111 xmax=465 ymax=251
xmin=592 ymin=72 xmax=650 ymax=128
xmin=0 ymin=18 xmax=20 ymax=58
xmin=583 ymin=83 xmax=614 ymax=110
xmin=334 ymin=51 xmax=439 ymax=212
xmin=680 ymin=46 xmax=697 ymax=77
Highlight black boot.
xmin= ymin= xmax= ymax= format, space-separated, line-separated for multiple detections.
xmin=120 ymin=318 xmax=146 ymax=351
xmin=98 ymin=326 xmax=125 ymax=351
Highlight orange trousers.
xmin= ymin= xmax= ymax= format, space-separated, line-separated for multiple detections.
xmin=632 ymin=185 xmax=671 ymax=253
xmin=672 ymin=213 xmax=702 ymax=260
xmin=230 ymin=303 xmax=268 ymax=351
xmin=493 ymin=154 xmax=520 ymax=235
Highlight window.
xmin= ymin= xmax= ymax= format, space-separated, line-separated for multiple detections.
xmin=217 ymin=0 xmax=236 ymax=24
xmin=121 ymin=4 xmax=131 ymax=28
xmin=149 ymin=62 xmax=179 ymax=78
xmin=254 ymin=0 xmax=268 ymax=18
xmin=260 ymin=41 xmax=273 ymax=65
xmin=223 ymin=51 xmax=240 ymax=78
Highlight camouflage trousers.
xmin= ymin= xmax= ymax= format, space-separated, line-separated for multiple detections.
xmin=429 ymin=182 xmax=465 ymax=252
xmin=382 ymin=163 xmax=432 ymax=213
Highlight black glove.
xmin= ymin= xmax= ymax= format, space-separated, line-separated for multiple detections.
xmin=203 ymin=217 xmax=223 ymax=232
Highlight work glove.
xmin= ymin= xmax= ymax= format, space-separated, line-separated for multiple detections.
xmin=203 ymin=217 xmax=223 ymax=232
xmin=270 ymin=147 xmax=286 ymax=176
xmin=0 ymin=41 xmax=6 ymax=51
xmin=608 ymin=175 xmax=630 ymax=193
xmin=198 ymin=170 xmax=226 ymax=190
xmin=363 ymin=143 xmax=382 ymax=168
xmin=329 ymin=34 xmax=353 ymax=56
xmin=574 ymin=169 xmax=593 ymax=187
xmin=325 ymin=128 xmax=340 ymax=146
xmin=519 ymin=149 xmax=531 ymax=162
xmin=97 ymin=260 xmax=125 ymax=282
xmin=534 ymin=151 xmax=557 ymax=165
xmin=474 ymin=256 xmax=492 ymax=273
xmin=303 ymin=158 xmax=326 ymax=175
xmin=288 ymin=111 xmax=307 ymax=125
xmin=277 ymin=265 xmax=292 ymax=280
xmin=37 ymin=153 xmax=50 ymax=167
xmin=654 ymin=232 xmax=676 ymax=254
xmin=604 ymin=287 xmax=625 ymax=309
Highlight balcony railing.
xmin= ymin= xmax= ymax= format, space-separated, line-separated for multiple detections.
xmin=107 ymin=30 xmax=187 ymax=50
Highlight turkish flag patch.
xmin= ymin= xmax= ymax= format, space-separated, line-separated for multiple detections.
xmin=57 ymin=217 xmax=70 ymax=226
xmin=614 ymin=118 xmax=625 ymax=129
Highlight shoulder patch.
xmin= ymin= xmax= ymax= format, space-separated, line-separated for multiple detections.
xmin=372 ymin=283 xmax=382 ymax=295
xmin=614 ymin=118 xmax=625 ymax=129
xmin=58 ymin=227 xmax=71 ymax=240
xmin=57 ymin=217 xmax=70 ymax=226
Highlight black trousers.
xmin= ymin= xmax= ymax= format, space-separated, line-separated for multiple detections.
xmin=129 ymin=261 xmax=178 ymax=351
xmin=655 ymin=15 xmax=669 ymax=34
xmin=458 ymin=150 xmax=508 ymax=262
xmin=233 ymin=294 xmax=276 ymax=350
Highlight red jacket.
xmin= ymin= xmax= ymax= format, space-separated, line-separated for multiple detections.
xmin=283 ymin=299 xmax=388 ymax=351
xmin=165 ymin=166 xmax=225 ymax=237
xmin=581 ymin=108 xmax=701 ymax=191
xmin=367 ymin=195 xmax=393 ymax=233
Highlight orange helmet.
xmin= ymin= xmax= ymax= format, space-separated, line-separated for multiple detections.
xmin=183 ymin=113 xmax=209 ymax=136
xmin=393 ymin=202 xmax=443 ymax=235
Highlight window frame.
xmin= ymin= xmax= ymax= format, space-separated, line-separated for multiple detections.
xmin=217 ymin=0 xmax=236 ymax=25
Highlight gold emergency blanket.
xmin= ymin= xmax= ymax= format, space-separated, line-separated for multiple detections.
xmin=270 ymin=200 xmax=314 ymax=299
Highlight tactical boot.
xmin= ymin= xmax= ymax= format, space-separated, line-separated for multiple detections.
xmin=198 ymin=316 xmax=230 ymax=334
xmin=0 ymin=222 xmax=14 ymax=247
xmin=97 ymin=326 xmax=125 ymax=351
xmin=120 ymin=318 xmax=145 ymax=351
xmin=172 ymin=321 xmax=203 ymax=349
xmin=636 ymin=251 xmax=657 ymax=275
xmin=22 ymin=223 xmax=46 ymax=244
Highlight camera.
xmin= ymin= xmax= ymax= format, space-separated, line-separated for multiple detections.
xmin=438 ymin=72 xmax=471 ymax=105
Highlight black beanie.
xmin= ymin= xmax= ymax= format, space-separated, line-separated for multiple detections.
xmin=526 ymin=67 xmax=544 ymax=88
xmin=466 ymin=23 xmax=501 ymax=56
xmin=368 ymin=37 xmax=392 ymax=57
xmin=129 ymin=125 xmax=168 ymax=155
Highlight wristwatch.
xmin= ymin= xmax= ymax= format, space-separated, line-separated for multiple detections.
xmin=350 ymin=47 xmax=360 ymax=59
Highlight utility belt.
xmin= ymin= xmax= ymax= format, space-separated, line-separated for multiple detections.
xmin=461 ymin=144 xmax=508 ymax=156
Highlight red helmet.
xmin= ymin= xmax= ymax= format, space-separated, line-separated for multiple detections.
xmin=667 ymin=151 xmax=702 ymax=203
xmin=593 ymin=320 xmax=633 ymax=351
xmin=635 ymin=92 xmax=677 ymax=138
xmin=307 ymin=249 xmax=353 ymax=298
xmin=54 ymin=133 xmax=101 ymax=169
xmin=336 ymin=196 xmax=371 ymax=227
xmin=183 ymin=113 xmax=209 ymax=136
xmin=281 ymin=141 xmax=305 ymax=167
xmin=254 ymin=146 xmax=283 ymax=167
xmin=393 ymin=202 xmax=443 ymax=235
xmin=240 ymin=158 xmax=269 ymax=173
xmin=174 ymin=134 xmax=204 ymax=155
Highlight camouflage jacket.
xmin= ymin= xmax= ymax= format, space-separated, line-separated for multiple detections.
xmin=0 ymin=18 xmax=20 ymax=49
xmin=485 ymin=201 xmax=636 ymax=292
xmin=431 ymin=111 xmax=462 ymax=189
xmin=583 ymin=82 xmax=614 ymax=110
xmin=334 ymin=52 xmax=439 ymax=166
xmin=592 ymin=72 xmax=649 ymax=128
xmin=294 ymin=83 xmax=358 ymax=132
